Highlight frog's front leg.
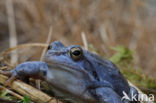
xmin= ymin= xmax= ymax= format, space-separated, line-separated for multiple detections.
xmin=0 ymin=61 xmax=49 ymax=86
xmin=91 ymin=87 xmax=122 ymax=103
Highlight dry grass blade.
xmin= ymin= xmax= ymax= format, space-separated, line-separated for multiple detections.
xmin=0 ymin=74 xmax=61 ymax=103
xmin=0 ymin=43 xmax=48 ymax=57
xmin=81 ymin=32 xmax=88 ymax=50
xmin=40 ymin=26 xmax=53 ymax=61
xmin=6 ymin=0 xmax=18 ymax=65
xmin=36 ymin=26 xmax=53 ymax=89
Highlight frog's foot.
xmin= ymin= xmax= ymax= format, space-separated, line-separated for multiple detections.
xmin=0 ymin=70 xmax=18 ymax=86
xmin=4 ymin=74 xmax=18 ymax=86
xmin=93 ymin=87 xmax=122 ymax=103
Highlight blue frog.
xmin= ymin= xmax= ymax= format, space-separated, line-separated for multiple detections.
xmin=0 ymin=41 xmax=139 ymax=103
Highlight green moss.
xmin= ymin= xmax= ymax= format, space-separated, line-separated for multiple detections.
xmin=109 ymin=46 xmax=133 ymax=65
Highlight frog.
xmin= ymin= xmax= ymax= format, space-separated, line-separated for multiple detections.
xmin=0 ymin=41 xmax=139 ymax=103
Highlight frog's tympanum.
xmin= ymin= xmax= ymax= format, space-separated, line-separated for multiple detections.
xmin=0 ymin=41 xmax=139 ymax=103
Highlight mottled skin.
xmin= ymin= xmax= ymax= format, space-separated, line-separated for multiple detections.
xmin=0 ymin=41 xmax=138 ymax=103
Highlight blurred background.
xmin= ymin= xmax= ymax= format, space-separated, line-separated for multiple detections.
xmin=0 ymin=0 xmax=156 ymax=81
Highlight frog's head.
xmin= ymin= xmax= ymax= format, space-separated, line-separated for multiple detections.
xmin=44 ymin=41 xmax=93 ymax=79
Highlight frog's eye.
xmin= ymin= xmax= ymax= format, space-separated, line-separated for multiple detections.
xmin=47 ymin=45 xmax=52 ymax=50
xmin=70 ymin=47 xmax=83 ymax=61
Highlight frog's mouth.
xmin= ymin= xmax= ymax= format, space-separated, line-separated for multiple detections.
xmin=45 ymin=58 xmax=94 ymax=81
xmin=48 ymin=61 xmax=88 ymax=75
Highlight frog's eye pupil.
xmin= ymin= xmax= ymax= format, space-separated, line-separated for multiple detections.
xmin=48 ymin=45 xmax=52 ymax=50
xmin=72 ymin=50 xmax=80 ymax=56
xmin=70 ymin=47 xmax=83 ymax=61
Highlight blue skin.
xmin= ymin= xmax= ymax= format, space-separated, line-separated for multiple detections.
xmin=0 ymin=41 xmax=138 ymax=103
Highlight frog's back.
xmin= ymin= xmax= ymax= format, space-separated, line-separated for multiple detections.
xmin=84 ymin=51 xmax=130 ymax=97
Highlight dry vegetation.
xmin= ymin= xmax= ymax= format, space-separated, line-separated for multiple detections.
xmin=0 ymin=0 xmax=156 ymax=102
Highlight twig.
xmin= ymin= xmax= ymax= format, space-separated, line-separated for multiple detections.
xmin=40 ymin=26 xmax=53 ymax=61
xmin=0 ymin=66 xmax=8 ymax=70
xmin=81 ymin=32 xmax=88 ymax=50
xmin=0 ymin=74 xmax=60 ymax=103
xmin=6 ymin=0 xmax=18 ymax=65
